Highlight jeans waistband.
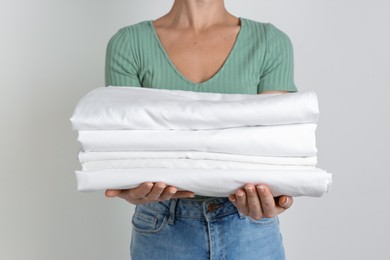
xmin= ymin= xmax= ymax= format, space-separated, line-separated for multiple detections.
xmin=137 ymin=197 xmax=242 ymax=224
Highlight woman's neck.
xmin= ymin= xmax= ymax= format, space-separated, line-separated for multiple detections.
xmin=157 ymin=0 xmax=237 ymax=32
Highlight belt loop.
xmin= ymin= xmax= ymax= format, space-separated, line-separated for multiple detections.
xmin=168 ymin=198 xmax=178 ymax=225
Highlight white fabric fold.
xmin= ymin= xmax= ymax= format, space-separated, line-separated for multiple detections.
xmin=78 ymin=124 xmax=317 ymax=156
xmin=75 ymin=168 xmax=332 ymax=197
xmin=81 ymin=158 xmax=317 ymax=171
xmin=70 ymin=87 xmax=319 ymax=130
xmin=78 ymin=151 xmax=318 ymax=166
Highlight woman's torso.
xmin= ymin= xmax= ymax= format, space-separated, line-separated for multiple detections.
xmin=105 ymin=17 xmax=297 ymax=95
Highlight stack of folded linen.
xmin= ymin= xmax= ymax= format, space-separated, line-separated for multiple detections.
xmin=70 ymin=86 xmax=332 ymax=197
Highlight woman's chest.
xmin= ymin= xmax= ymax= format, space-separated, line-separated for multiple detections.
xmin=157 ymin=28 xmax=241 ymax=84
xmin=136 ymin=22 xmax=266 ymax=94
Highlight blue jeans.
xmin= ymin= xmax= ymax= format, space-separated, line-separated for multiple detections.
xmin=130 ymin=197 xmax=285 ymax=260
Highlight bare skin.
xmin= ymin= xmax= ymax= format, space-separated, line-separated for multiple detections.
xmin=105 ymin=0 xmax=294 ymax=220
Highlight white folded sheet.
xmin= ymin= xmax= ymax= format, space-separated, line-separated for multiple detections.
xmin=75 ymin=168 xmax=332 ymax=197
xmin=78 ymin=124 xmax=317 ymax=156
xmin=70 ymin=87 xmax=319 ymax=131
xmin=78 ymin=151 xmax=318 ymax=166
xmin=71 ymin=87 xmax=332 ymax=198
xmin=81 ymin=158 xmax=317 ymax=171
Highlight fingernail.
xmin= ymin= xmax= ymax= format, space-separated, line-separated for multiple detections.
xmin=190 ymin=193 xmax=195 ymax=198
xmin=237 ymin=191 xmax=244 ymax=197
xmin=169 ymin=189 xmax=177 ymax=194
xmin=146 ymin=183 xmax=153 ymax=188
xmin=283 ymin=197 xmax=289 ymax=206
xmin=229 ymin=196 xmax=236 ymax=202
xmin=157 ymin=184 xmax=166 ymax=189
xmin=256 ymin=185 xmax=264 ymax=192
xmin=245 ymin=186 xmax=253 ymax=192
xmin=105 ymin=191 xmax=115 ymax=197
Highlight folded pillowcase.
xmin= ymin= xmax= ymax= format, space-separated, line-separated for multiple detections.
xmin=70 ymin=86 xmax=319 ymax=131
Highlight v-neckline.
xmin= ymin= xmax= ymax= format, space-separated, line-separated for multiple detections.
xmin=148 ymin=17 xmax=244 ymax=86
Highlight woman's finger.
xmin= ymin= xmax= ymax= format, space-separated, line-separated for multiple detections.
xmin=277 ymin=196 xmax=293 ymax=210
xmin=124 ymin=182 xmax=154 ymax=201
xmin=173 ymin=191 xmax=195 ymax=198
xmin=257 ymin=185 xmax=277 ymax=218
xmin=145 ymin=182 xmax=166 ymax=200
xmin=228 ymin=194 xmax=237 ymax=204
xmin=158 ymin=186 xmax=178 ymax=201
xmin=105 ymin=189 xmax=122 ymax=198
xmin=234 ymin=189 xmax=249 ymax=216
xmin=245 ymin=184 xmax=263 ymax=220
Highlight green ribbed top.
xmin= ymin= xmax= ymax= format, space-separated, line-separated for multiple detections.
xmin=105 ymin=17 xmax=297 ymax=94
xmin=105 ymin=17 xmax=298 ymax=199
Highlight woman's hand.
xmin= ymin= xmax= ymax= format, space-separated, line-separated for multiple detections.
xmin=105 ymin=182 xmax=195 ymax=205
xmin=228 ymin=184 xmax=293 ymax=220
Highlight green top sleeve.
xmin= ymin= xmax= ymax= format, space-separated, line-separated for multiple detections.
xmin=257 ymin=24 xmax=298 ymax=93
xmin=105 ymin=28 xmax=142 ymax=87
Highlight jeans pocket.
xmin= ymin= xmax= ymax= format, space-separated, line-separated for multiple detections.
xmin=132 ymin=206 xmax=168 ymax=234
xmin=237 ymin=210 xmax=278 ymax=226
xmin=248 ymin=215 xmax=278 ymax=226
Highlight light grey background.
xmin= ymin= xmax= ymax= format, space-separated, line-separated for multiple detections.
xmin=1 ymin=0 xmax=389 ymax=259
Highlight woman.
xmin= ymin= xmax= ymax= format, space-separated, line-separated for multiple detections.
xmin=105 ymin=0 xmax=295 ymax=259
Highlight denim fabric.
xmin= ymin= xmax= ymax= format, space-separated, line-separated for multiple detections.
xmin=130 ymin=197 xmax=285 ymax=260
